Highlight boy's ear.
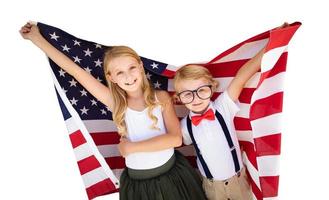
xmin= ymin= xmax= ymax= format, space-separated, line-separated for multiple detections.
xmin=173 ymin=94 xmax=181 ymax=104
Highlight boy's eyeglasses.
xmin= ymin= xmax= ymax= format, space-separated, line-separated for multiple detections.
xmin=177 ymin=85 xmax=212 ymax=104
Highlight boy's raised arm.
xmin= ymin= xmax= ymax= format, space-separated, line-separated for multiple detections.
xmin=227 ymin=47 xmax=265 ymax=101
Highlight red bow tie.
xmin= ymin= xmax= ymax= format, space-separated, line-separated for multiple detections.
xmin=191 ymin=109 xmax=215 ymax=126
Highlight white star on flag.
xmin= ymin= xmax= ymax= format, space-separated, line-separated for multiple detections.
xmin=69 ymin=79 xmax=78 ymax=87
xmin=154 ymin=81 xmax=161 ymax=88
xmin=61 ymin=44 xmax=70 ymax=52
xmin=80 ymin=106 xmax=89 ymax=115
xmin=95 ymin=44 xmax=102 ymax=48
xmin=49 ymin=32 xmax=59 ymax=41
xmin=80 ymin=89 xmax=88 ymax=96
xmin=84 ymin=67 xmax=92 ymax=73
xmin=73 ymin=56 xmax=82 ymax=63
xmin=151 ymin=62 xmax=158 ymax=69
xmin=59 ymin=69 xmax=66 ymax=77
xmin=84 ymin=48 xmax=93 ymax=57
xmin=146 ymin=72 xmax=152 ymax=80
xmin=91 ymin=99 xmax=98 ymax=106
xmin=70 ymin=97 xmax=78 ymax=106
xmin=73 ymin=39 xmax=81 ymax=46
xmin=94 ymin=59 xmax=102 ymax=67
xmin=100 ymin=109 xmax=107 ymax=115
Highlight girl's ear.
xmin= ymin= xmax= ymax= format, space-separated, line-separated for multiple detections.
xmin=139 ymin=62 xmax=144 ymax=71
xmin=106 ymin=74 xmax=116 ymax=83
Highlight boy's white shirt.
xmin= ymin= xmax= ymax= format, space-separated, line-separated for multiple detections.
xmin=181 ymin=90 xmax=243 ymax=181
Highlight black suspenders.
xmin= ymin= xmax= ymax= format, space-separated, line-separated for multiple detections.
xmin=186 ymin=110 xmax=241 ymax=180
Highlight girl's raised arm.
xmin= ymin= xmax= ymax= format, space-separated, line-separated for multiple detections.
xmin=20 ymin=22 xmax=114 ymax=111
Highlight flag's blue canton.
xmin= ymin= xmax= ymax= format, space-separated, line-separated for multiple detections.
xmin=38 ymin=23 xmax=170 ymax=121
xmin=55 ymin=88 xmax=71 ymax=121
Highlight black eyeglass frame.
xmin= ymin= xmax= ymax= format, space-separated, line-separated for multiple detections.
xmin=177 ymin=84 xmax=213 ymax=104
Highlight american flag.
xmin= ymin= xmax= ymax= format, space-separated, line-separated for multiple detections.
xmin=37 ymin=22 xmax=301 ymax=200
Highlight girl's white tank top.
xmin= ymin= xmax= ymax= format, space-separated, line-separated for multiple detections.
xmin=124 ymin=97 xmax=174 ymax=169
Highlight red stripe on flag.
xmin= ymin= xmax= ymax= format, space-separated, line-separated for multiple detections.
xmin=206 ymin=59 xmax=249 ymax=77
xmin=267 ymin=52 xmax=287 ymax=78
xmin=211 ymin=92 xmax=222 ymax=101
xmin=266 ymin=23 xmax=301 ymax=51
xmin=254 ymin=134 xmax=281 ymax=157
xmin=239 ymin=141 xmax=258 ymax=168
xmin=239 ymin=88 xmax=256 ymax=104
xmin=250 ymin=92 xmax=283 ymax=120
xmin=258 ymin=52 xmax=287 ymax=86
xmin=234 ymin=117 xmax=252 ymax=130
xmin=259 ymin=176 xmax=279 ymax=198
xmin=90 ymin=132 xmax=120 ymax=145
xmin=77 ymin=155 xmax=101 ymax=175
xmin=86 ymin=178 xmax=118 ymax=200
xmin=247 ymin=169 xmax=263 ymax=200
xmin=105 ymin=156 xmax=126 ymax=169
xmin=162 ymin=69 xmax=175 ymax=78
xmin=69 ymin=130 xmax=86 ymax=148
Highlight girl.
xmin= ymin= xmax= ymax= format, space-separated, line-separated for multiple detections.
xmin=20 ymin=22 xmax=207 ymax=200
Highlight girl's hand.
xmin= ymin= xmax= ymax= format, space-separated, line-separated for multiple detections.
xmin=19 ymin=22 xmax=42 ymax=41
xmin=118 ymin=137 xmax=134 ymax=157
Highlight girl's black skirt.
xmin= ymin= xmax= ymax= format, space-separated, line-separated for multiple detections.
xmin=119 ymin=150 xmax=207 ymax=200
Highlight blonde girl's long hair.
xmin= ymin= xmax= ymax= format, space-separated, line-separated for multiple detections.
xmin=103 ymin=46 xmax=160 ymax=136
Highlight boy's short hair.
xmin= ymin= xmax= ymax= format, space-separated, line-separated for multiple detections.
xmin=173 ymin=64 xmax=219 ymax=91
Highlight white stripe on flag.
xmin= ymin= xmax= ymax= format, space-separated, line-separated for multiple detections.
xmin=82 ymin=167 xmax=109 ymax=188
xmin=74 ymin=143 xmax=93 ymax=161
xmin=257 ymin=155 xmax=280 ymax=176
xmin=251 ymin=72 xmax=284 ymax=103
xmin=166 ymin=64 xmax=180 ymax=72
xmin=261 ymin=46 xmax=287 ymax=72
xmin=83 ymin=119 xmax=117 ymax=133
xmin=242 ymin=151 xmax=261 ymax=189
xmin=251 ymin=113 xmax=282 ymax=138
xmin=214 ymin=39 xmax=269 ymax=63
xmin=236 ymin=130 xmax=254 ymax=143
xmin=97 ymin=144 xmax=120 ymax=158
xmin=236 ymin=103 xmax=250 ymax=118
xmin=66 ymin=117 xmax=79 ymax=133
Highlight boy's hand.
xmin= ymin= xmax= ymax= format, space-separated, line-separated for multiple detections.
xmin=275 ymin=22 xmax=290 ymax=30
xmin=19 ymin=21 xmax=42 ymax=41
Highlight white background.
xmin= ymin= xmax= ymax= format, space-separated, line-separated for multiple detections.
xmin=1 ymin=0 xmax=328 ymax=199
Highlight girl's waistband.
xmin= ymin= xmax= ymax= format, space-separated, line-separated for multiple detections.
xmin=127 ymin=153 xmax=176 ymax=180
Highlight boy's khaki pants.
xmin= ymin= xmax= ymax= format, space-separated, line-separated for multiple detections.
xmin=201 ymin=167 xmax=253 ymax=200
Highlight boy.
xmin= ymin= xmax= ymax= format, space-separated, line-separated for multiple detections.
xmin=173 ymin=46 xmax=265 ymax=200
